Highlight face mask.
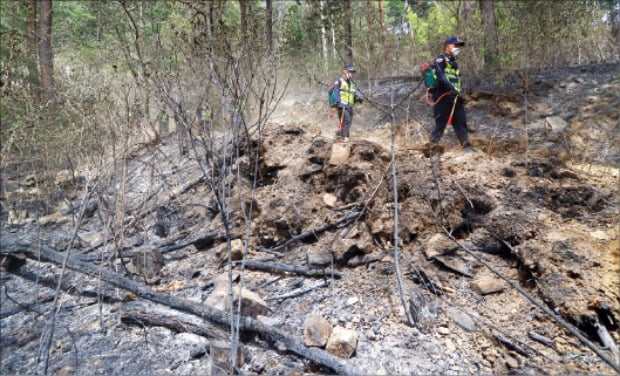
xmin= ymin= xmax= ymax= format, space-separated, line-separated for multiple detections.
xmin=452 ymin=47 xmax=461 ymax=56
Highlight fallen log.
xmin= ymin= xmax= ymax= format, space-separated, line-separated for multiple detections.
xmin=240 ymin=260 xmax=343 ymax=279
xmin=120 ymin=308 xmax=224 ymax=340
xmin=266 ymin=280 xmax=330 ymax=302
xmin=0 ymin=294 xmax=54 ymax=319
xmin=1 ymin=242 xmax=359 ymax=376
xmin=8 ymin=268 xmax=121 ymax=304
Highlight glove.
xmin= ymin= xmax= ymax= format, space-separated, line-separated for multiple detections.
xmin=356 ymin=97 xmax=363 ymax=104
xmin=450 ymin=88 xmax=459 ymax=96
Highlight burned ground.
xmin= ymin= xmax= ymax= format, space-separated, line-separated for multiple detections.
xmin=1 ymin=64 xmax=619 ymax=375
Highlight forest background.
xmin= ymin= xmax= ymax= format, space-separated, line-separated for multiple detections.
xmin=1 ymin=0 xmax=619 ymax=197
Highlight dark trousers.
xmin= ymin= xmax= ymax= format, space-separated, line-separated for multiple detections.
xmin=337 ymin=106 xmax=353 ymax=138
xmin=431 ymin=96 xmax=469 ymax=145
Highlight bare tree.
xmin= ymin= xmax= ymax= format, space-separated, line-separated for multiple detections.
xmin=266 ymin=0 xmax=273 ymax=53
xmin=379 ymin=0 xmax=386 ymax=46
xmin=479 ymin=0 xmax=498 ymax=69
xmin=38 ymin=0 xmax=54 ymax=98
xmin=25 ymin=0 xmax=39 ymax=88
xmin=344 ymin=0 xmax=353 ymax=64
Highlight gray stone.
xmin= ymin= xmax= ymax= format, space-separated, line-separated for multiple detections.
xmin=131 ymin=249 xmax=165 ymax=282
xmin=332 ymin=239 xmax=360 ymax=263
xmin=7 ymin=209 xmax=29 ymax=226
xmin=544 ymin=116 xmax=568 ymax=132
xmin=448 ymin=307 xmax=476 ymax=332
xmin=307 ymin=248 xmax=332 ymax=267
xmin=54 ymin=170 xmax=72 ymax=185
xmin=505 ymin=354 xmax=519 ymax=369
xmin=326 ymin=326 xmax=357 ymax=358
xmin=215 ymin=239 xmax=244 ymax=261
xmin=322 ymin=193 xmax=338 ymax=207
xmin=328 ymin=143 xmax=350 ymax=165
xmin=304 ymin=314 xmax=333 ymax=347
xmin=423 ymin=233 xmax=454 ymax=259
xmin=471 ymin=276 xmax=505 ymax=295
xmin=38 ymin=212 xmax=68 ymax=226
xmin=210 ymin=341 xmax=244 ymax=376
xmin=206 ymin=285 xmax=269 ymax=318
xmin=22 ymin=174 xmax=37 ymax=187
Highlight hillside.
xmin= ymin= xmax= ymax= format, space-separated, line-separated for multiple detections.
xmin=1 ymin=63 xmax=619 ymax=375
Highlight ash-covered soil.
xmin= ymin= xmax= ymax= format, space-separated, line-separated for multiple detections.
xmin=1 ymin=63 xmax=619 ymax=375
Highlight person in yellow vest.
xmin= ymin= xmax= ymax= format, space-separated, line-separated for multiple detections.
xmin=333 ymin=64 xmax=362 ymax=142
xmin=431 ymin=37 xmax=474 ymax=153
xmin=229 ymin=89 xmax=246 ymax=129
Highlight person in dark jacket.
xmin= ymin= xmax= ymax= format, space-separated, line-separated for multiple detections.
xmin=431 ymin=36 xmax=474 ymax=152
xmin=333 ymin=64 xmax=362 ymax=142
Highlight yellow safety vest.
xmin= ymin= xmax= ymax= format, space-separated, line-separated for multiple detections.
xmin=339 ymin=78 xmax=356 ymax=106
xmin=443 ymin=58 xmax=462 ymax=93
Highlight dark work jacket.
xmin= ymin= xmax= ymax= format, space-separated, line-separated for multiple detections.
xmin=432 ymin=53 xmax=462 ymax=101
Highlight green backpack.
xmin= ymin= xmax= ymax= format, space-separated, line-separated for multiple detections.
xmin=421 ymin=62 xmax=437 ymax=90
xmin=328 ymin=83 xmax=339 ymax=107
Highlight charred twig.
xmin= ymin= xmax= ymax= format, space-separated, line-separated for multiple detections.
xmin=159 ymin=230 xmax=232 ymax=254
xmin=257 ymin=211 xmax=363 ymax=254
xmin=347 ymin=252 xmax=388 ymax=267
xmin=443 ymin=301 xmax=555 ymax=362
xmin=528 ymin=331 xmax=556 ymax=349
xmin=239 ymin=260 xmax=343 ymax=279
xmin=257 ymin=276 xmax=282 ymax=289
xmin=266 ymin=280 xmax=330 ymax=302
xmin=1 ymin=292 xmax=54 ymax=319
xmin=7 ymin=268 xmax=120 ymax=304
xmin=494 ymin=334 xmax=533 ymax=358
xmin=451 ymin=178 xmax=474 ymax=209
xmin=1 ymin=242 xmax=360 ymax=375
xmin=405 ymin=269 xmax=443 ymax=296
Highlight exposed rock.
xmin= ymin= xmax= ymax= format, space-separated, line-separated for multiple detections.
xmin=307 ymin=248 xmax=332 ymax=267
xmin=206 ymin=285 xmax=269 ymax=318
xmin=434 ymin=255 xmax=472 ymax=277
xmin=346 ymin=296 xmax=359 ymax=306
xmin=212 ymin=271 xmax=240 ymax=291
xmin=505 ymin=354 xmax=520 ymax=369
xmin=303 ymin=314 xmax=333 ymax=347
xmin=332 ymin=239 xmax=362 ymax=263
xmin=370 ymin=215 xmax=392 ymax=235
xmin=215 ymin=239 xmax=244 ymax=262
xmin=471 ymin=276 xmax=505 ymax=295
xmin=55 ymin=170 xmax=73 ymax=185
xmin=448 ymin=307 xmax=476 ymax=332
xmin=326 ymin=326 xmax=357 ymax=358
xmin=130 ymin=249 xmax=165 ymax=282
xmin=38 ymin=212 xmax=69 ymax=226
xmin=322 ymin=193 xmax=338 ymax=207
xmin=328 ymin=143 xmax=351 ymax=165
xmin=22 ymin=174 xmax=37 ymax=187
xmin=56 ymin=366 xmax=75 ymax=376
xmin=544 ymin=116 xmax=568 ymax=132
xmin=210 ymin=340 xmax=244 ymax=375
xmin=7 ymin=209 xmax=29 ymax=226
xmin=437 ymin=326 xmax=450 ymax=335
xmin=423 ymin=233 xmax=454 ymax=259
